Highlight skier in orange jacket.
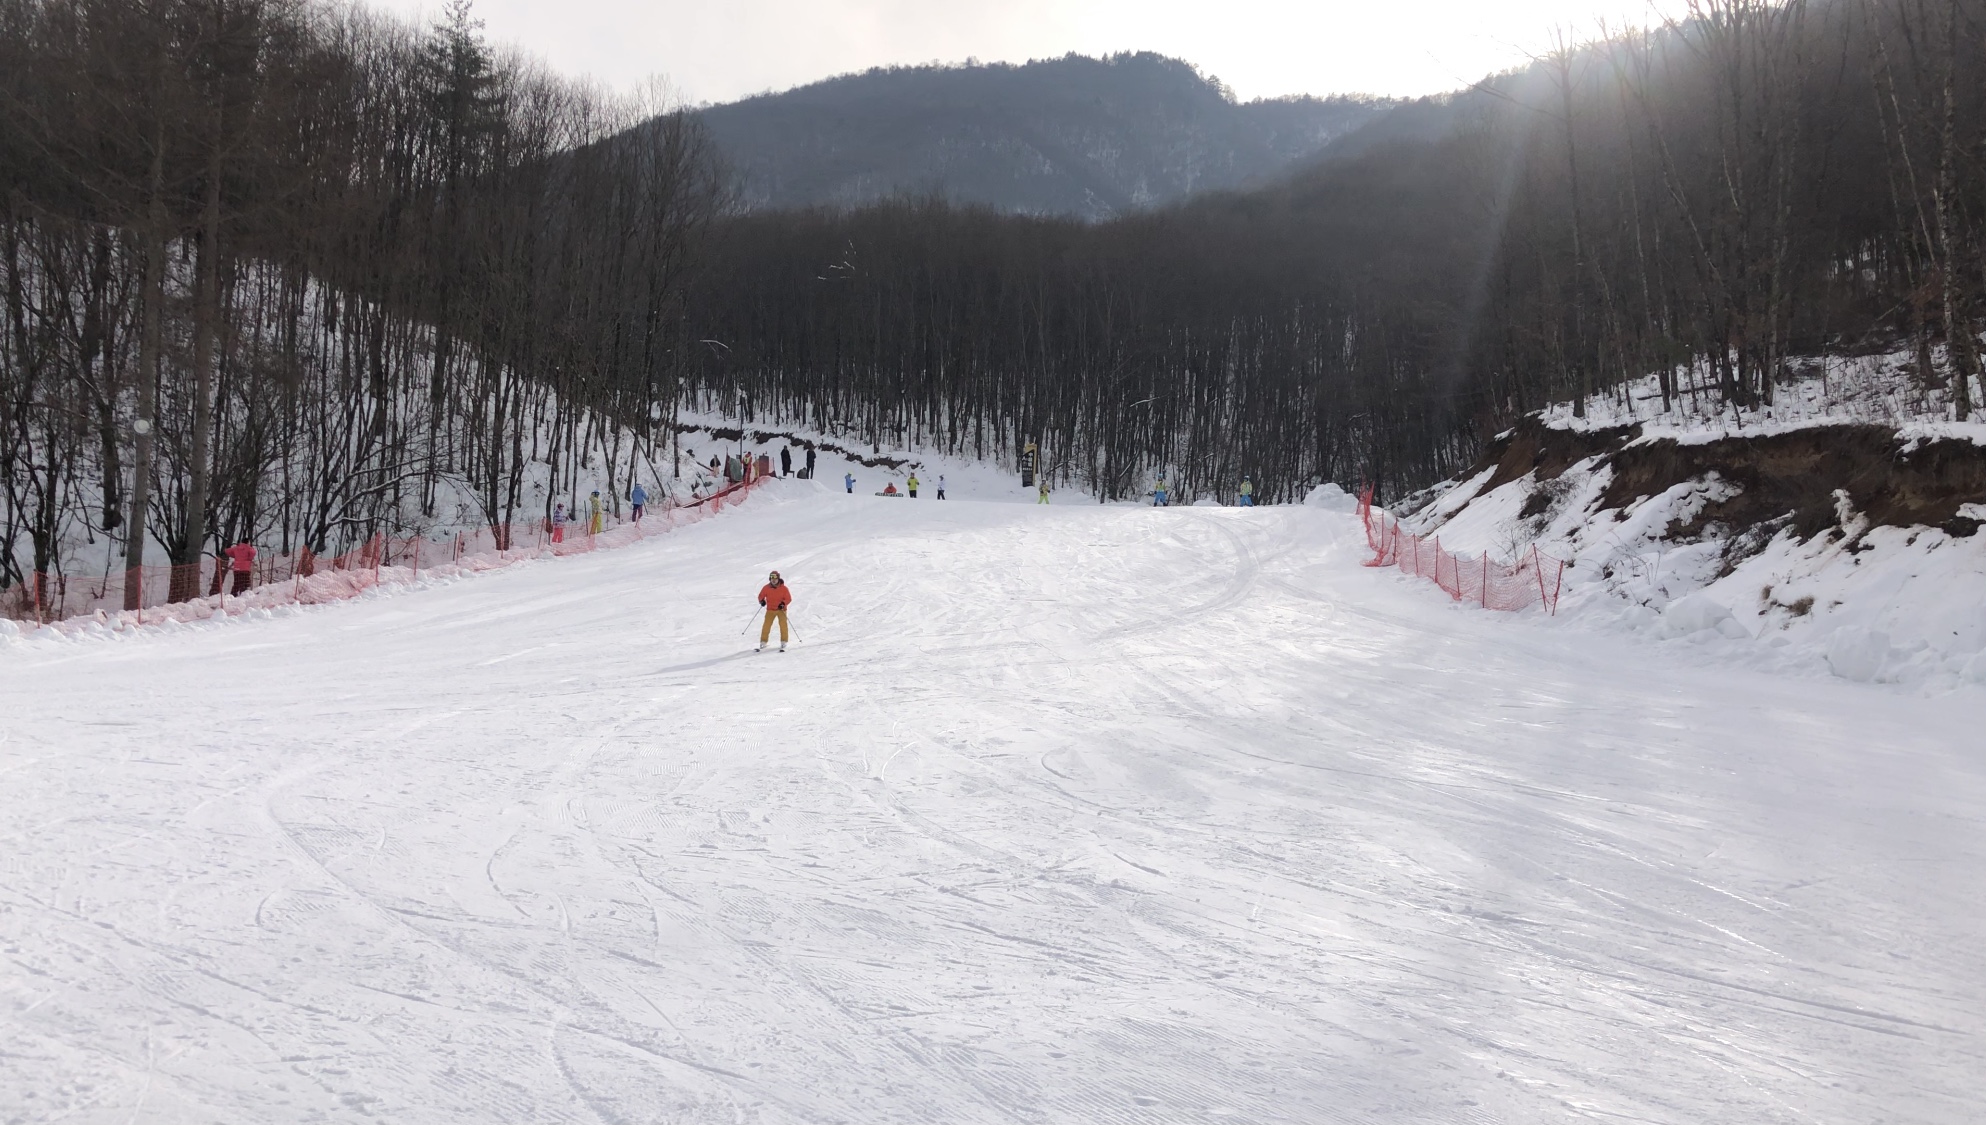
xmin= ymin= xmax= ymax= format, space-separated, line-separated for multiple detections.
xmin=757 ymin=570 xmax=793 ymax=651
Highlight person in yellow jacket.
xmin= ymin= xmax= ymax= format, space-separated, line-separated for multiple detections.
xmin=588 ymin=490 xmax=604 ymax=534
xmin=907 ymin=473 xmax=920 ymax=498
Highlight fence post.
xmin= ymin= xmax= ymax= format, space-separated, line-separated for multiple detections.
xmin=413 ymin=538 xmax=421 ymax=578
xmin=1482 ymin=554 xmax=1490 ymax=608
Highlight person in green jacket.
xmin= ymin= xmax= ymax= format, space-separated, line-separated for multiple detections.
xmin=907 ymin=473 xmax=920 ymax=498
xmin=1239 ymin=478 xmax=1254 ymax=506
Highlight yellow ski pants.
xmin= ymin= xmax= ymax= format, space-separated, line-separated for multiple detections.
xmin=761 ymin=608 xmax=789 ymax=643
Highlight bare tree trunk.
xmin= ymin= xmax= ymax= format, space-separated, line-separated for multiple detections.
xmin=1934 ymin=0 xmax=1975 ymax=419
xmin=176 ymin=123 xmax=223 ymax=599
xmin=124 ymin=144 xmax=167 ymax=610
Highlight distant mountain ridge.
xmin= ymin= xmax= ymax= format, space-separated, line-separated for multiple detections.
xmin=695 ymin=53 xmax=1391 ymax=220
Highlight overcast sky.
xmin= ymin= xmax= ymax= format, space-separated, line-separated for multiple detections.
xmin=367 ymin=0 xmax=1687 ymax=106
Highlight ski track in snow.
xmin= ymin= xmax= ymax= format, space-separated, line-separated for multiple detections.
xmin=2 ymin=482 xmax=1982 ymax=1123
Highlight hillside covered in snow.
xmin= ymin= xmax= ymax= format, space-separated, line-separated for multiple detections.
xmin=1387 ymin=357 xmax=1986 ymax=691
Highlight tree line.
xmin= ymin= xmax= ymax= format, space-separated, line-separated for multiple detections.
xmin=1 ymin=0 xmax=722 ymax=598
xmin=7 ymin=0 xmax=1986 ymax=597
xmin=680 ymin=0 xmax=1986 ymax=503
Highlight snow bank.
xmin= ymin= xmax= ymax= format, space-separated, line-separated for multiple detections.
xmin=1400 ymin=441 xmax=1986 ymax=692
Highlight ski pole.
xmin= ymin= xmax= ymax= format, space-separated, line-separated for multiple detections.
xmin=739 ymin=607 xmax=763 ymax=635
xmin=786 ymin=616 xmax=804 ymax=643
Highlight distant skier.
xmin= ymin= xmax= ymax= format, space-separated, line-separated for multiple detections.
xmin=1238 ymin=478 xmax=1254 ymax=507
xmin=907 ymin=473 xmax=920 ymax=498
xmin=781 ymin=447 xmax=793 ymax=476
xmin=588 ymin=490 xmax=604 ymax=534
xmin=1037 ymin=479 xmax=1050 ymax=504
xmin=757 ymin=570 xmax=792 ymax=652
xmin=805 ymin=447 xmax=817 ymax=478
xmin=936 ymin=474 xmax=946 ymax=500
xmin=882 ymin=482 xmax=899 ymax=496
xmin=551 ymin=502 xmax=568 ymax=544
xmin=1153 ymin=476 xmax=1168 ymax=507
xmin=844 ymin=472 xmax=856 ymax=494
xmin=222 ymin=540 xmax=256 ymax=595
xmin=630 ymin=482 xmax=648 ymax=523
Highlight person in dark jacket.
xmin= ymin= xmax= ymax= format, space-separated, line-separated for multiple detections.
xmin=781 ymin=447 xmax=793 ymax=476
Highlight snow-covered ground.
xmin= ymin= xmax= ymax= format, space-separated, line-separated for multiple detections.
xmin=1538 ymin=349 xmax=1986 ymax=445
xmin=1406 ymin=452 xmax=1986 ymax=691
xmin=3 ymin=481 xmax=1981 ymax=1123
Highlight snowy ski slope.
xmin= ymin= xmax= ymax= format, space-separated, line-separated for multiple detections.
xmin=2 ymin=481 xmax=1981 ymax=1123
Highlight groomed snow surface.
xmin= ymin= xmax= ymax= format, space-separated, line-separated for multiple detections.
xmin=3 ymin=482 xmax=1981 ymax=1124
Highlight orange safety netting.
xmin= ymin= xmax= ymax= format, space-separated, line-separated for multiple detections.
xmin=1359 ymin=486 xmax=1565 ymax=614
xmin=4 ymin=473 xmax=773 ymax=630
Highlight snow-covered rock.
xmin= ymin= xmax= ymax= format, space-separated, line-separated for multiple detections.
xmin=1304 ymin=483 xmax=1356 ymax=512
xmin=1827 ymin=626 xmax=1894 ymax=683
xmin=1661 ymin=594 xmax=1750 ymax=640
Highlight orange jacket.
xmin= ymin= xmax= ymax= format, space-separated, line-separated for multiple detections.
xmin=758 ymin=582 xmax=792 ymax=611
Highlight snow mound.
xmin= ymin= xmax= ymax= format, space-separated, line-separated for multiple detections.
xmin=1827 ymin=626 xmax=1894 ymax=683
xmin=1304 ymin=483 xmax=1357 ymax=512
xmin=1661 ymin=594 xmax=1750 ymax=640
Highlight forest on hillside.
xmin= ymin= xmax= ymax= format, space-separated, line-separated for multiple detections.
xmin=695 ymin=52 xmax=1387 ymax=218
xmin=5 ymin=0 xmax=1986 ymax=594
xmin=688 ymin=0 xmax=1986 ymax=503
xmin=1 ymin=0 xmax=723 ymax=593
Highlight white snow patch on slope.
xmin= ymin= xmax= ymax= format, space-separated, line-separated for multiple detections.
xmin=1401 ymin=452 xmax=1986 ymax=691
xmin=1540 ymin=344 xmax=1986 ymax=440
xmin=3 ymin=482 xmax=1981 ymax=1123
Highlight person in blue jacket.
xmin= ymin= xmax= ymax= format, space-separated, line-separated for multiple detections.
xmin=630 ymin=482 xmax=648 ymax=522
xmin=844 ymin=472 xmax=856 ymax=494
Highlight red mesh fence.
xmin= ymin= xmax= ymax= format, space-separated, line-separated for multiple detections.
xmin=4 ymin=473 xmax=773 ymax=631
xmin=1359 ymin=486 xmax=1565 ymax=614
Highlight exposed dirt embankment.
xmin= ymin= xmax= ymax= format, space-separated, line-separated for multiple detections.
xmin=1466 ymin=416 xmax=1986 ymax=541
